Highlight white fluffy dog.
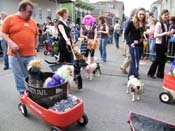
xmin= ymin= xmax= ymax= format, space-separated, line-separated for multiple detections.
xmin=127 ymin=75 xmax=144 ymax=102
xmin=55 ymin=65 xmax=74 ymax=83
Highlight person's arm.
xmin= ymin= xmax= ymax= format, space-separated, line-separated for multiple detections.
xmin=98 ymin=24 xmax=109 ymax=34
xmin=58 ymin=24 xmax=71 ymax=45
xmin=154 ymin=22 xmax=169 ymax=38
xmin=0 ymin=32 xmax=19 ymax=52
xmin=124 ymin=21 xmax=132 ymax=42
xmin=80 ymin=27 xmax=88 ymax=40
xmin=94 ymin=27 xmax=97 ymax=42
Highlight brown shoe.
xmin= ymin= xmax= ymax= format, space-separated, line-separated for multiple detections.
xmin=120 ymin=67 xmax=128 ymax=74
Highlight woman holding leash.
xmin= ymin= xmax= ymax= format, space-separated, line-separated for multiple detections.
xmin=80 ymin=15 xmax=97 ymax=64
xmin=56 ymin=8 xmax=73 ymax=63
xmin=124 ymin=7 xmax=147 ymax=79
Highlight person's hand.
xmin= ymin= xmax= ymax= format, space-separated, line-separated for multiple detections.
xmin=72 ymin=41 xmax=75 ymax=47
xmin=66 ymin=40 xmax=71 ymax=46
xmin=166 ymin=31 xmax=171 ymax=36
xmin=9 ymin=41 xmax=19 ymax=53
xmin=84 ymin=36 xmax=88 ymax=40
xmin=134 ymin=40 xmax=138 ymax=44
xmin=131 ymin=43 xmax=135 ymax=47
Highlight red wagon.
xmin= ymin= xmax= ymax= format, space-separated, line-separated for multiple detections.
xmin=18 ymin=72 xmax=88 ymax=131
xmin=159 ymin=72 xmax=175 ymax=104
xmin=128 ymin=112 xmax=175 ymax=131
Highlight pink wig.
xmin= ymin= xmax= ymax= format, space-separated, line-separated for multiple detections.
xmin=82 ymin=15 xmax=95 ymax=25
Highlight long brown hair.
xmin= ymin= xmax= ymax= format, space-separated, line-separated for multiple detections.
xmin=133 ymin=7 xmax=146 ymax=29
xmin=98 ymin=16 xmax=106 ymax=25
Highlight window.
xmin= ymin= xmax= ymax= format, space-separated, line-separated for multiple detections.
xmin=47 ymin=8 xmax=52 ymax=18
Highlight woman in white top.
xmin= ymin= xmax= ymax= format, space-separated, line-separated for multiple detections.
xmin=147 ymin=9 xmax=171 ymax=79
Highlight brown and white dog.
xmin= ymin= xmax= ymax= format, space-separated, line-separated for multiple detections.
xmin=127 ymin=75 xmax=144 ymax=102
xmin=73 ymin=46 xmax=101 ymax=80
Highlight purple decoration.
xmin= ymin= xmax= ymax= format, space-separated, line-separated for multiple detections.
xmin=47 ymin=74 xmax=65 ymax=88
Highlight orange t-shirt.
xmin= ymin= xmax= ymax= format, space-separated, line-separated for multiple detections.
xmin=1 ymin=14 xmax=38 ymax=56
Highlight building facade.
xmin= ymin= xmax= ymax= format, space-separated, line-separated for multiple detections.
xmin=0 ymin=0 xmax=94 ymax=24
xmin=91 ymin=0 xmax=124 ymax=25
xmin=150 ymin=0 xmax=175 ymax=19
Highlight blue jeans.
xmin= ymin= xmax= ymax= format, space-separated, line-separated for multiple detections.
xmin=128 ymin=46 xmax=143 ymax=78
xmin=9 ymin=55 xmax=35 ymax=94
xmin=149 ymin=39 xmax=156 ymax=61
xmin=99 ymin=38 xmax=108 ymax=62
xmin=108 ymin=34 xmax=113 ymax=44
xmin=0 ymin=40 xmax=9 ymax=68
xmin=114 ymin=32 xmax=120 ymax=48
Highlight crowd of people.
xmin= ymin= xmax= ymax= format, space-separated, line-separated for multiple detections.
xmin=122 ymin=8 xmax=175 ymax=80
xmin=0 ymin=0 xmax=175 ymax=95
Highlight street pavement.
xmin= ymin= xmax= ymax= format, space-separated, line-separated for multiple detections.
xmin=0 ymin=40 xmax=175 ymax=131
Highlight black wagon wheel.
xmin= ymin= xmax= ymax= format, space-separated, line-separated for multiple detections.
xmin=50 ymin=126 xmax=62 ymax=131
xmin=159 ymin=92 xmax=173 ymax=104
xmin=77 ymin=113 xmax=88 ymax=126
xmin=44 ymin=51 xmax=48 ymax=56
xmin=18 ymin=103 xmax=28 ymax=117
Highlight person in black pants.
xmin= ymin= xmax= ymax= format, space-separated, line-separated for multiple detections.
xmin=147 ymin=9 xmax=171 ymax=79
xmin=56 ymin=8 xmax=72 ymax=63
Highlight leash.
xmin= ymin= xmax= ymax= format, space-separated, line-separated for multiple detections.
xmin=68 ymin=45 xmax=77 ymax=60
xmin=133 ymin=47 xmax=138 ymax=69
xmin=16 ymin=52 xmax=28 ymax=77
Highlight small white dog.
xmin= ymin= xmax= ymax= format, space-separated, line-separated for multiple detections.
xmin=127 ymin=75 xmax=144 ymax=102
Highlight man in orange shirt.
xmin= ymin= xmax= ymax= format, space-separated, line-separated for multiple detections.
xmin=0 ymin=0 xmax=38 ymax=94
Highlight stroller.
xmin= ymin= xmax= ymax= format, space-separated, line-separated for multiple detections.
xmin=128 ymin=112 xmax=175 ymax=131
xmin=43 ymin=40 xmax=52 ymax=56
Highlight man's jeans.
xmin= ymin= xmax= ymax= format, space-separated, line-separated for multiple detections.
xmin=9 ymin=55 xmax=35 ymax=94
xmin=0 ymin=40 xmax=9 ymax=68
xmin=114 ymin=32 xmax=120 ymax=48
xmin=99 ymin=38 xmax=108 ymax=62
